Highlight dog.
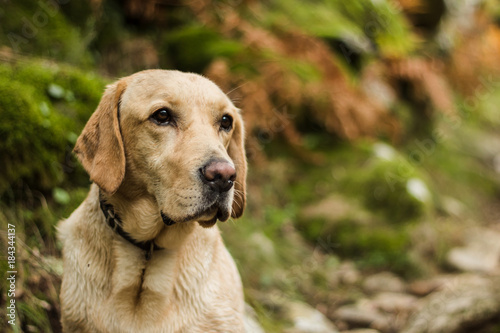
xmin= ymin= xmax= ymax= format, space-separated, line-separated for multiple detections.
xmin=58 ymin=70 xmax=247 ymax=332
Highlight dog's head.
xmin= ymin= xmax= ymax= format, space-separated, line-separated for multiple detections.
xmin=74 ymin=70 xmax=246 ymax=227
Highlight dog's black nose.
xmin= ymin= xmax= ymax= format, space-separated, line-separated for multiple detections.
xmin=200 ymin=160 xmax=236 ymax=193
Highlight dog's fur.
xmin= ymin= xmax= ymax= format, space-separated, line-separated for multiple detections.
xmin=58 ymin=70 xmax=247 ymax=332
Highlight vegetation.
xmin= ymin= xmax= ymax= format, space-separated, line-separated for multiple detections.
xmin=1 ymin=0 xmax=500 ymax=332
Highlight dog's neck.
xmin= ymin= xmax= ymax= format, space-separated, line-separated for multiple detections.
xmin=98 ymin=185 xmax=196 ymax=252
xmin=99 ymin=197 xmax=162 ymax=259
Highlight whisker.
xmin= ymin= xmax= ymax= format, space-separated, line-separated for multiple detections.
xmin=225 ymin=82 xmax=248 ymax=96
xmin=233 ymin=189 xmax=244 ymax=200
xmin=232 ymin=199 xmax=242 ymax=210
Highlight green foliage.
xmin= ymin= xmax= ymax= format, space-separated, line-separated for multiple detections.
xmin=16 ymin=293 xmax=53 ymax=332
xmin=0 ymin=0 xmax=93 ymax=66
xmin=162 ymin=24 xmax=245 ymax=73
xmin=263 ymin=0 xmax=417 ymax=58
xmin=0 ymin=184 xmax=88 ymax=331
xmin=262 ymin=51 xmax=324 ymax=83
xmin=336 ymin=0 xmax=417 ymax=56
xmin=413 ymin=124 xmax=500 ymax=214
xmin=264 ymin=0 xmax=364 ymax=40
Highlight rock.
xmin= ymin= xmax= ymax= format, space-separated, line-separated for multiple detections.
xmin=334 ymin=300 xmax=389 ymax=332
xmin=402 ymin=274 xmax=500 ymax=333
xmin=327 ymin=261 xmax=361 ymax=287
xmin=370 ymin=292 xmax=418 ymax=331
xmin=408 ymin=275 xmax=452 ymax=296
xmin=372 ymin=292 xmax=418 ymax=314
xmin=300 ymin=194 xmax=371 ymax=225
xmin=244 ymin=303 xmax=265 ymax=333
xmin=335 ymin=293 xmax=416 ymax=332
xmin=362 ymin=272 xmax=406 ymax=294
xmin=284 ymin=301 xmax=339 ymax=333
xmin=337 ymin=261 xmax=361 ymax=286
xmin=407 ymin=280 xmax=440 ymax=297
xmin=446 ymin=227 xmax=500 ymax=273
xmin=340 ymin=330 xmax=381 ymax=333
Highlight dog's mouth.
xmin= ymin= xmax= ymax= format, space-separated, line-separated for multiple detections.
xmin=161 ymin=201 xmax=230 ymax=228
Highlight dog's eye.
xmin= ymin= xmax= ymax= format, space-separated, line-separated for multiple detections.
xmin=220 ymin=115 xmax=233 ymax=131
xmin=151 ymin=108 xmax=173 ymax=125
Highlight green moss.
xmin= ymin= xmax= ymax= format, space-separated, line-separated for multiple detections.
xmin=297 ymin=217 xmax=419 ymax=277
xmin=289 ymin=142 xmax=432 ymax=224
xmin=0 ymin=1 xmax=93 ymax=66
xmin=334 ymin=221 xmax=408 ymax=259
xmin=330 ymin=144 xmax=434 ymax=224
xmin=0 ymin=60 xmax=105 ymax=199
xmin=291 ymin=143 xmax=433 ymax=277
xmin=4 ymin=61 xmax=106 ymax=121
xmin=0 ymin=79 xmax=66 ymax=194
xmin=358 ymin=159 xmax=428 ymax=223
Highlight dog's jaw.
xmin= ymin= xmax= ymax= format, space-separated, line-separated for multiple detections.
xmin=161 ymin=212 xmax=176 ymax=226
xmin=158 ymin=185 xmax=233 ymax=227
xmin=160 ymin=200 xmax=230 ymax=228
xmin=198 ymin=218 xmax=218 ymax=228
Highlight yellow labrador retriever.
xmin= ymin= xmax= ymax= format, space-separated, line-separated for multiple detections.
xmin=58 ymin=70 xmax=247 ymax=332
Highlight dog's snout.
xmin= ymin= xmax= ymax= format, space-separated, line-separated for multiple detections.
xmin=200 ymin=160 xmax=236 ymax=193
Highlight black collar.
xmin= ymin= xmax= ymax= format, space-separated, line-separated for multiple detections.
xmin=99 ymin=198 xmax=163 ymax=261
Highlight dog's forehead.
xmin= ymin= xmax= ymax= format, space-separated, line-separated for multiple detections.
xmin=122 ymin=70 xmax=232 ymax=110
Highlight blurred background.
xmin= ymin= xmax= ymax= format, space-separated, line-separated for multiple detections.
xmin=1 ymin=0 xmax=500 ymax=332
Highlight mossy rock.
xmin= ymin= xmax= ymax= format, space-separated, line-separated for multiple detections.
xmin=1 ymin=61 xmax=106 ymax=122
xmin=0 ymin=60 xmax=106 ymax=200
xmin=343 ymin=153 xmax=433 ymax=224
xmin=362 ymin=160 xmax=426 ymax=223
xmin=296 ymin=216 xmax=419 ymax=277
xmin=0 ymin=80 xmax=68 ymax=194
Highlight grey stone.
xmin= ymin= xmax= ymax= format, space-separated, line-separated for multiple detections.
xmin=300 ymin=194 xmax=371 ymax=225
xmin=362 ymin=272 xmax=406 ymax=294
xmin=284 ymin=301 xmax=339 ymax=333
xmin=408 ymin=276 xmax=450 ymax=297
xmin=334 ymin=300 xmax=389 ymax=331
xmin=447 ymin=227 xmax=500 ymax=273
xmin=372 ymin=292 xmax=418 ymax=313
xmin=402 ymin=274 xmax=500 ymax=333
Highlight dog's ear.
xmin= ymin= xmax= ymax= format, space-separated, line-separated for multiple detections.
xmin=228 ymin=111 xmax=247 ymax=218
xmin=74 ymin=80 xmax=127 ymax=194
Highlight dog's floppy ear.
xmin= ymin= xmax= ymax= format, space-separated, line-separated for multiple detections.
xmin=229 ymin=111 xmax=247 ymax=218
xmin=74 ymin=80 xmax=127 ymax=194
